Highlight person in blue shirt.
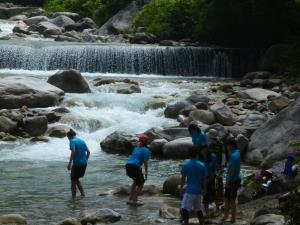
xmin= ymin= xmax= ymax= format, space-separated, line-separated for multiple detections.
xmin=188 ymin=123 xmax=208 ymax=152
xmin=223 ymin=136 xmax=241 ymax=223
xmin=179 ymin=146 xmax=207 ymax=225
xmin=67 ymin=129 xmax=90 ymax=199
xmin=125 ymin=134 xmax=150 ymax=205
xmin=199 ymin=145 xmax=217 ymax=217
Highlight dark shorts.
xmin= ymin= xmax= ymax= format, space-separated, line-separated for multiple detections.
xmin=71 ymin=165 xmax=87 ymax=181
xmin=126 ymin=163 xmax=145 ymax=187
xmin=203 ymin=178 xmax=216 ymax=204
xmin=224 ymin=179 xmax=241 ymax=201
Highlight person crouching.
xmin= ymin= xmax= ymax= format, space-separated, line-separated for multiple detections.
xmin=125 ymin=134 xmax=150 ymax=205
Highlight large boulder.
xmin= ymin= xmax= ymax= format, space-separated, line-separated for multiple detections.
xmin=47 ymin=70 xmax=91 ymax=93
xmin=163 ymin=175 xmax=181 ymax=197
xmin=163 ymin=137 xmax=192 ymax=159
xmin=250 ymin=214 xmax=285 ymax=225
xmin=129 ymin=32 xmax=158 ymax=44
xmin=116 ymin=84 xmax=141 ymax=94
xmin=186 ymin=95 xmax=210 ymax=104
xmin=80 ymin=208 xmax=121 ymax=225
xmin=0 ymin=214 xmax=27 ymax=224
xmin=65 ymin=17 xmax=98 ymax=32
xmin=25 ymin=16 xmax=48 ymax=26
xmin=210 ymin=102 xmax=234 ymax=126
xmin=50 ymin=12 xmax=81 ymax=22
xmin=0 ymin=6 xmax=37 ymax=19
xmin=57 ymin=218 xmax=81 ymax=225
xmin=238 ymin=88 xmax=280 ymax=102
xmin=48 ymin=124 xmax=71 ymax=138
xmin=49 ymin=15 xmax=75 ymax=28
xmin=36 ymin=21 xmax=62 ymax=35
xmin=0 ymin=77 xmax=64 ymax=109
xmin=164 ymin=101 xmax=191 ymax=119
xmin=189 ymin=110 xmax=216 ymax=125
xmin=98 ymin=1 xmax=139 ymax=35
xmin=110 ymin=184 xmax=159 ymax=196
xmin=145 ymin=127 xmax=190 ymax=142
xmin=23 ymin=116 xmax=48 ymax=137
xmin=268 ymin=96 xmax=290 ymax=113
xmin=100 ymin=131 xmax=138 ymax=155
xmin=150 ymin=138 xmax=168 ymax=156
xmin=0 ymin=116 xmax=17 ymax=133
xmin=246 ymin=97 xmax=300 ymax=167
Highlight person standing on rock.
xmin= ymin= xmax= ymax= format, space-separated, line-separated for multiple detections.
xmin=188 ymin=123 xmax=207 ymax=153
xmin=222 ymin=136 xmax=241 ymax=223
xmin=125 ymin=134 xmax=150 ymax=205
xmin=207 ymin=129 xmax=229 ymax=214
xmin=67 ymin=129 xmax=90 ymax=199
xmin=179 ymin=146 xmax=207 ymax=225
xmin=199 ymin=145 xmax=217 ymax=217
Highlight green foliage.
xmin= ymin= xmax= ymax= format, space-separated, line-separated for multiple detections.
xmin=44 ymin=0 xmax=131 ymax=25
xmin=289 ymin=141 xmax=300 ymax=149
xmin=134 ymin=0 xmax=300 ymax=48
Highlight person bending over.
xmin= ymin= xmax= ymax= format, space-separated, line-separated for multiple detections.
xmin=223 ymin=137 xmax=241 ymax=223
xmin=179 ymin=146 xmax=207 ymax=225
xmin=188 ymin=122 xmax=208 ymax=149
xmin=125 ymin=134 xmax=150 ymax=205
xmin=67 ymin=129 xmax=90 ymax=199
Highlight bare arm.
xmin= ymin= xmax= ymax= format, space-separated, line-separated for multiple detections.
xmin=179 ymin=176 xmax=186 ymax=196
xmin=68 ymin=150 xmax=75 ymax=170
xmin=86 ymin=148 xmax=90 ymax=159
xmin=144 ymin=160 xmax=148 ymax=180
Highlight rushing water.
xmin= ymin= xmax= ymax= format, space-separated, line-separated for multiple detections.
xmin=0 ymin=19 xmax=16 ymax=37
xmin=0 ymin=71 xmax=213 ymax=224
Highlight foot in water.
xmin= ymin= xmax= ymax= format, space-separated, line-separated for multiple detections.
xmin=127 ymin=200 xmax=144 ymax=206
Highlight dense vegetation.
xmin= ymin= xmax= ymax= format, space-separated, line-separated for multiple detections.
xmin=44 ymin=0 xmax=131 ymax=25
xmin=134 ymin=0 xmax=300 ymax=48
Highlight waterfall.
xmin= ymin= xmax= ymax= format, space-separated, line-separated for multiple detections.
xmin=0 ymin=41 xmax=262 ymax=77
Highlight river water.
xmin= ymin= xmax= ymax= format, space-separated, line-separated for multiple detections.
xmin=0 ymin=70 xmax=214 ymax=224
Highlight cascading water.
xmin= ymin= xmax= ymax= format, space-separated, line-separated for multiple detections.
xmin=0 ymin=41 xmax=262 ymax=77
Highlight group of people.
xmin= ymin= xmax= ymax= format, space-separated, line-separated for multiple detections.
xmin=180 ymin=123 xmax=241 ymax=224
xmin=65 ymin=122 xmax=241 ymax=225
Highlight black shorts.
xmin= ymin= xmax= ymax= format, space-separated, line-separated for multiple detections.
xmin=224 ymin=179 xmax=241 ymax=201
xmin=125 ymin=164 xmax=145 ymax=187
xmin=71 ymin=165 xmax=87 ymax=181
xmin=203 ymin=178 xmax=216 ymax=204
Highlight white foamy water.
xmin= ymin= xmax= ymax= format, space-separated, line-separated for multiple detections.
xmin=0 ymin=19 xmax=16 ymax=37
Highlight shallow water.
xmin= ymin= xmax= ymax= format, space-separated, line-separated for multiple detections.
xmin=0 ymin=72 xmax=212 ymax=224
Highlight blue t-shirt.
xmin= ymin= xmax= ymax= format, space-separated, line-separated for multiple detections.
xmin=181 ymin=159 xmax=207 ymax=195
xmin=200 ymin=153 xmax=217 ymax=177
xmin=192 ymin=130 xmax=207 ymax=147
xmin=69 ymin=137 xmax=88 ymax=166
xmin=226 ymin=149 xmax=241 ymax=182
xmin=127 ymin=147 xmax=150 ymax=167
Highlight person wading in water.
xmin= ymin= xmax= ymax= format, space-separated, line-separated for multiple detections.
xmin=67 ymin=129 xmax=90 ymax=199
xmin=125 ymin=134 xmax=150 ymax=206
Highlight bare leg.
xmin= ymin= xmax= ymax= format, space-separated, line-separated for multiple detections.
xmin=230 ymin=201 xmax=236 ymax=223
xmin=77 ymin=180 xmax=85 ymax=197
xmin=204 ymin=203 xmax=209 ymax=217
xmin=133 ymin=184 xmax=144 ymax=202
xmin=222 ymin=199 xmax=230 ymax=221
xmin=129 ymin=182 xmax=137 ymax=201
xmin=71 ymin=180 xmax=77 ymax=198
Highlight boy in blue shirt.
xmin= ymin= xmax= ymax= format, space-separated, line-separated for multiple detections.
xmin=67 ymin=129 xmax=90 ymax=198
xmin=179 ymin=146 xmax=207 ymax=225
xmin=199 ymin=145 xmax=217 ymax=217
xmin=223 ymin=137 xmax=241 ymax=223
xmin=188 ymin=123 xmax=208 ymax=149
xmin=125 ymin=134 xmax=150 ymax=205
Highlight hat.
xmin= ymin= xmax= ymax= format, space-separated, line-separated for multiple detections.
xmin=208 ymin=129 xmax=219 ymax=140
xmin=139 ymin=134 xmax=149 ymax=147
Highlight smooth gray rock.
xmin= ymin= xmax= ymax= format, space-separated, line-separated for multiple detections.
xmin=145 ymin=127 xmax=190 ymax=142
xmin=163 ymin=137 xmax=192 ymax=159
xmin=0 ymin=6 xmax=37 ymax=19
xmin=100 ymin=131 xmax=138 ymax=155
xmin=57 ymin=218 xmax=81 ymax=225
xmin=65 ymin=17 xmax=97 ymax=32
xmin=189 ymin=109 xmax=216 ymax=125
xmin=238 ymin=88 xmax=280 ymax=101
xmin=116 ymin=84 xmax=141 ymax=94
xmin=80 ymin=208 xmax=121 ymax=224
xmin=0 ymin=77 xmax=64 ymax=109
xmin=150 ymin=138 xmax=168 ymax=156
xmin=246 ymin=97 xmax=300 ymax=167
xmin=163 ymin=175 xmax=181 ymax=197
xmin=0 ymin=116 xmax=17 ymax=133
xmin=25 ymin=16 xmax=48 ymax=26
xmin=268 ymin=96 xmax=290 ymax=113
xmin=48 ymin=125 xmax=71 ymax=138
xmin=47 ymin=70 xmax=91 ymax=93
xmin=250 ymin=214 xmax=285 ymax=225
xmin=111 ymin=184 xmax=159 ymax=196
xmin=0 ymin=214 xmax=27 ymax=224
xmin=23 ymin=116 xmax=48 ymax=137
xmin=9 ymin=14 xmax=27 ymax=21
xmin=50 ymin=12 xmax=80 ymax=21
xmin=37 ymin=21 xmax=62 ymax=34
xmin=164 ymin=101 xmax=191 ymax=119
xmin=186 ymin=95 xmax=210 ymax=104
xmin=49 ymin=15 xmax=75 ymax=28
xmin=210 ymin=102 xmax=234 ymax=126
